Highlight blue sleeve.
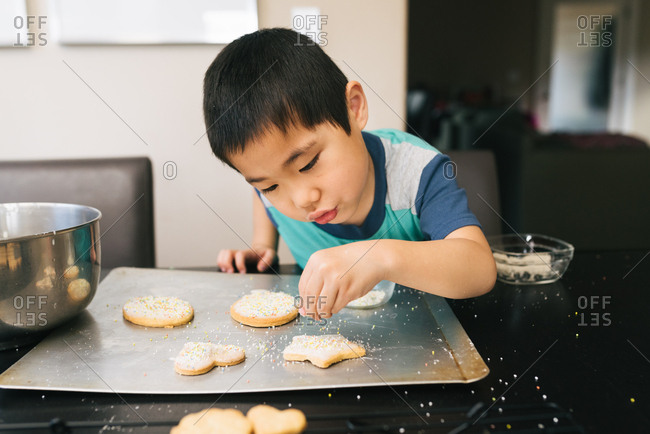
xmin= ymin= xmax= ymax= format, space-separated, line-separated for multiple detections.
xmin=414 ymin=154 xmax=481 ymax=240
xmin=254 ymin=189 xmax=278 ymax=228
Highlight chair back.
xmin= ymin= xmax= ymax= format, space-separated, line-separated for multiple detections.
xmin=446 ymin=150 xmax=502 ymax=236
xmin=0 ymin=157 xmax=155 ymax=268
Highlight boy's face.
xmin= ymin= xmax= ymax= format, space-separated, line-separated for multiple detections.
xmin=229 ymin=100 xmax=374 ymax=226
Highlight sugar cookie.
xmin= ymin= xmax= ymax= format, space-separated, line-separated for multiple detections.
xmin=247 ymin=405 xmax=307 ymax=434
xmin=122 ymin=296 xmax=193 ymax=328
xmin=230 ymin=290 xmax=298 ymax=327
xmin=175 ymin=342 xmax=246 ymax=376
xmin=170 ymin=408 xmax=252 ymax=434
xmin=283 ymin=334 xmax=366 ymax=368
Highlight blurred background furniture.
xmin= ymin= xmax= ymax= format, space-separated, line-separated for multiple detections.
xmin=508 ymin=134 xmax=650 ymax=251
xmin=408 ymin=86 xmax=650 ymax=250
xmin=0 ymin=157 xmax=155 ymax=268
xmin=446 ymin=150 xmax=502 ymax=237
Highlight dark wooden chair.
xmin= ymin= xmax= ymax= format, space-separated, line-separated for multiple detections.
xmin=0 ymin=157 xmax=155 ymax=268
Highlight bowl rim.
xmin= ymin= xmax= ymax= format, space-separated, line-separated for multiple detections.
xmin=345 ymin=280 xmax=395 ymax=309
xmin=487 ymin=233 xmax=575 ymax=257
xmin=0 ymin=202 xmax=102 ymax=243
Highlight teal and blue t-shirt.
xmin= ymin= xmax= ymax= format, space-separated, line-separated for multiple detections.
xmin=257 ymin=129 xmax=480 ymax=268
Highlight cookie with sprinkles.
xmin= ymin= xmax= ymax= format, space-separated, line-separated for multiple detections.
xmin=283 ymin=334 xmax=366 ymax=368
xmin=175 ymin=342 xmax=246 ymax=375
xmin=230 ymin=289 xmax=298 ymax=327
xmin=122 ymin=296 xmax=194 ymax=328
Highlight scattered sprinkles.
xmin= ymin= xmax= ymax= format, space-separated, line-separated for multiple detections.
xmin=285 ymin=335 xmax=359 ymax=352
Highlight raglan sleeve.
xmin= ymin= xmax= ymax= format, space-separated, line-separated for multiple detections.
xmin=254 ymin=188 xmax=279 ymax=228
xmin=414 ymin=153 xmax=481 ymax=240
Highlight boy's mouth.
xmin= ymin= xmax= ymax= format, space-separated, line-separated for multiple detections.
xmin=309 ymin=208 xmax=338 ymax=225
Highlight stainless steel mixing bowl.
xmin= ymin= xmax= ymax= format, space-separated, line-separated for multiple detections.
xmin=0 ymin=203 xmax=101 ymax=350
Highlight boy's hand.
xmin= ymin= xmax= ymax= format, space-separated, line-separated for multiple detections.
xmin=298 ymin=241 xmax=387 ymax=321
xmin=217 ymin=246 xmax=276 ymax=274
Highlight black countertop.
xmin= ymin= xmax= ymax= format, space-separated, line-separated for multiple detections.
xmin=1 ymin=251 xmax=648 ymax=433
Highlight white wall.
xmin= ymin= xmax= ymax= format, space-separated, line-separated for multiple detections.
xmin=0 ymin=0 xmax=408 ymax=267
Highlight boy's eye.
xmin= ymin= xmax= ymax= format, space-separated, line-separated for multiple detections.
xmin=261 ymin=184 xmax=277 ymax=195
xmin=299 ymin=153 xmax=320 ymax=172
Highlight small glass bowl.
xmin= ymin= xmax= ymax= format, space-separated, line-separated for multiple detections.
xmin=345 ymin=280 xmax=395 ymax=309
xmin=488 ymin=234 xmax=574 ymax=285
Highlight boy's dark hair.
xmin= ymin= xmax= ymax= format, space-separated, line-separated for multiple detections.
xmin=203 ymin=28 xmax=350 ymax=167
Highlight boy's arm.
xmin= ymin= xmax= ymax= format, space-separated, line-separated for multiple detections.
xmin=381 ymin=225 xmax=496 ymax=298
xmin=217 ymin=191 xmax=278 ymax=273
xmin=298 ymin=225 xmax=496 ymax=319
xmin=251 ymin=190 xmax=279 ymax=254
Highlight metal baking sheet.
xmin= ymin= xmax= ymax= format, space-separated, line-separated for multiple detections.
xmin=0 ymin=267 xmax=489 ymax=394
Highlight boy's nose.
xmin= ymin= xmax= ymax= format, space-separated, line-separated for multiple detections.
xmin=293 ymin=186 xmax=320 ymax=209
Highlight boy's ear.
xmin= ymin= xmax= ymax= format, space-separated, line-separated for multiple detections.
xmin=345 ymin=81 xmax=368 ymax=130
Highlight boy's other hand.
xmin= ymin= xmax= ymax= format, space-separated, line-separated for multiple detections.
xmin=298 ymin=241 xmax=387 ymax=321
xmin=217 ymin=246 xmax=277 ymax=274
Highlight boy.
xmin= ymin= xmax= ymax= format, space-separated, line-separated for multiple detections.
xmin=203 ymin=28 xmax=496 ymax=321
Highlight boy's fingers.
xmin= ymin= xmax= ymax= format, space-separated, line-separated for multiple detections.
xmin=234 ymin=251 xmax=247 ymax=274
xmin=217 ymin=250 xmax=233 ymax=273
xmin=257 ymin=250 xmax=273 ymax=271
xmin=216 ymin=250 xmax=225 ymax=270
xmin=302 ymin=272 xmax=324 ymax=321
xmin=298 ymin=262 xmax=314 ymax=298
xmin=332 ymin=290 xmax=354 ymax=314
xmin=317 ymin=283 xmax=338 ymax=319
